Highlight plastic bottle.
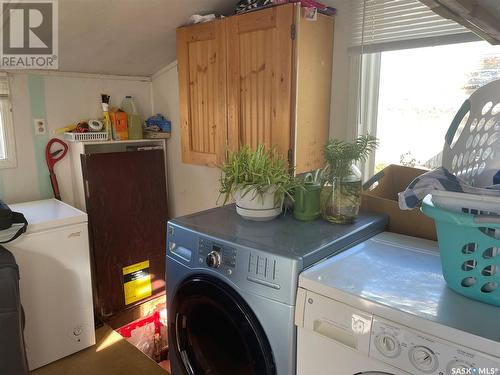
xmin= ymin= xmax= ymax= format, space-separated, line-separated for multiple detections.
xmin=101 ymin=94 xmax=112 ymax=140
xmin=121 ymin=96 xmax=143 ymax=140
xmin=110 ymin=109 xmax=128 ymax=140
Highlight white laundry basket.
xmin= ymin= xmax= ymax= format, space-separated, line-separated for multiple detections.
xmin=431 ymin=190 xmax=500 ymax=216
xmin=442 ymin=79 xmax=500 ymax=187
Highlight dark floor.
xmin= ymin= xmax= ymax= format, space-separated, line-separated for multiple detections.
xmin=32 ymin=324 xmax=169 ymax=375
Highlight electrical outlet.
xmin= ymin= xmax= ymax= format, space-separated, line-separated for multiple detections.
xmin=34 ymin=118 xmax=46 ymax=135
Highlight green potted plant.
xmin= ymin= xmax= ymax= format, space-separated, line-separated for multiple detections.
xmin=219 ymin=144 xmax=296 ymax=221
xmin=320 ymin=135 xmax=378 ymax=224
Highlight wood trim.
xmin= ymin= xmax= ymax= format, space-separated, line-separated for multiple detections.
xmin=178 ymin=22 xmax=215 ymax=42
xmin=216 ymin=20 xmax=228 ymax=166
xmin=227 ymin=16 xmax=240 ymax=152
xmin=237 ymin=6 xmax=278 ymax=33
xmin=294 ymin=10 xmax=334 ymax=174
xmin=176 ymin=26 xmax=192 ymax=164
xmin=272 ymin=4 xmax=294 ymax=156
xmin=290 ymin=4 xmax=300 ymax=171
xmin=190 ymin=151 xmax=218 ymax=167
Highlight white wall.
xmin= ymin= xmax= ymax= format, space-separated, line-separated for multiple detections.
xmin=1 ymin=72 xmax=152 ymax=205
xmin=152 ymin=64 xmax=221 ymax=218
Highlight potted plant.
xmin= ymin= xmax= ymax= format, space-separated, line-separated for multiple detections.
xmin=219 ymin=144 xmax=296 ymax=221
xmin=320 ymin=135 xmax=378 ymax=224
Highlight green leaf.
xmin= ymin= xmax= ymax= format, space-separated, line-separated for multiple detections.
xmin=218 ymin=144 xmax=301 ymax=205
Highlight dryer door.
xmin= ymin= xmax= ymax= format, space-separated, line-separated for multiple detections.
xmin=170 ymin=275 xmax=276 ymax=375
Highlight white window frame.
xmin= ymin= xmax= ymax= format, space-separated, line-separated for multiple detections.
xmin=347 ymin=52 xmax=381 ymax=179
xmin=348 ymin=0 xmax=481 ymax=179
xmin=350 ymin=35 xmax=486 ymax=179
xmin=0 ymin=73 xmax=16 ymax=169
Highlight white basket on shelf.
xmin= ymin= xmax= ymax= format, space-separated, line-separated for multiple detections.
xmin=431 ymin=190 xmax=500 ymax=216
xmin=64 ymin=132 xmax=108 ymax=142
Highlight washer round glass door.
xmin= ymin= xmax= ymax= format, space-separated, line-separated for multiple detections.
xmin=170 ymin=276 xmax=276 ymax=375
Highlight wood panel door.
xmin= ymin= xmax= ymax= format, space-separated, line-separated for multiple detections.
xmin=82 ymin=150 xmax=168 ymax=320
xmin=227 ymin=4 xmax=295 ymax=158
xmin=177 ymin=20 xmax=227 ymax=166
xmin=294 ymin=10 xmax=334 ymax=174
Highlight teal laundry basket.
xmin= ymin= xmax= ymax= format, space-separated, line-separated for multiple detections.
xmin=422 ymin=194 xmax=500 ymax=307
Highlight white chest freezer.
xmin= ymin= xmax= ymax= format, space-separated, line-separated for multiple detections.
xmin=3 ymin=199 xmax=95 ymax=370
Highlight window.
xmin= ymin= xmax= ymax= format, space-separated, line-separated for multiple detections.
xmin=374 ymin=41 xmax=500 ymax=173
xmin=0 ymin=73 xmax=16 ymax=169
xmin=349 ymin=0 xmax=500 ymax=176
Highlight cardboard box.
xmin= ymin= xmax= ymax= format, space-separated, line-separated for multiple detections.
xmin=361 ymin=164 xmax=437 ymax=241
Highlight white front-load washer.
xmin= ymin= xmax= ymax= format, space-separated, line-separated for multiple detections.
xmin=295 ymin=232 xmax=500 ymax=375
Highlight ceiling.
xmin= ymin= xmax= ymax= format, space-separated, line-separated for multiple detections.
xmin=480 ymin=0 xmax=500 ymax=19
xmin=58 ymin=0 xmax=235 ymax=77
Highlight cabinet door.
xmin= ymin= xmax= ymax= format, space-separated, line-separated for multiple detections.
xmin=227 ymin=4 xmax=294 ymax=158
xmin=177 ymin=20 xmax=227 ymax=166
xmin=294 ymin=11 xmax=334 ymax=174
xmin=82 ymin=150 xmax=168 ymax=319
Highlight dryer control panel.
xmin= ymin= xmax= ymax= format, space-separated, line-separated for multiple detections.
xmin=370 ymin=317 xmax=500 ymax=375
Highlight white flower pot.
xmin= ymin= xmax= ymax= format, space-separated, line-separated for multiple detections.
xmin=234 ymin=187 xmax=282 ymax=221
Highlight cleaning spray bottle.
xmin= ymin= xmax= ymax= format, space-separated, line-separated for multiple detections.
xmin=101 ymin=94 xmax=112 ymax=140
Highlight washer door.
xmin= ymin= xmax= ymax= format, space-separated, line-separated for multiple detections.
xmin=170 ymin=276 xmax=276 ymax=375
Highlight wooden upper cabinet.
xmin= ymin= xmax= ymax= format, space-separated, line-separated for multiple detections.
xmin=176 ymin=4 xmax=334 ymax=172
xmin=227 ymin=4 xmax=294 ymax=158
xmin=294 ymin=7 xmax=334 ymax=174
xmin=177 ymin=20 xmax=227 ymax=166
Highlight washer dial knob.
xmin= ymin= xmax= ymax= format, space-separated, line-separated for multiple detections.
xmin=409 ymin=346 xmax=439 ymax=373
xmin=206 ymin=250 xmax=222 ymax=268
xmin=375 ymin=333 xmax=401 ymax=358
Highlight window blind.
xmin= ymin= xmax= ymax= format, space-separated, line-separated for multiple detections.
xmin=351 ymin=0 xmax=480 ymax=53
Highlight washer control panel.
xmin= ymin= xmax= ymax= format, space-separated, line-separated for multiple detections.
xmin=245 ymin=252 xmax=281 ymax=290
xmin=369 ymin=317 xmax=500 ymax=375
xmin=167 ymin=223 xmax=297 ymax=305
xmin=198 ymin=238 xmax=237 ymax=273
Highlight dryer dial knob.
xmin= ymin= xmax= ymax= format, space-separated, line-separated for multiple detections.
xmin=447 ymin=360 xmax=472 ymax=374
xmin=374 ymin=333 xmax=401 ymax=358
xmin=409 ymin=345 xmax=439 ymax=373
xmin=206 ymin=251 xmax=222 ymax=268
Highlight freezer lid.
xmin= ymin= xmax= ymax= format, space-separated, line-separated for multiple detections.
xmin=170 ymin=204 xmax=387 ymax=267
xmin=9 ymin=199 xmax=87 ymax=233
xmin=298 ymin=232 xmax=500 ymax=345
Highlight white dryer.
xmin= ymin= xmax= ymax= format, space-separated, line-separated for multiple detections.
xmin=295 ymin=232 xmax=500 ymax=375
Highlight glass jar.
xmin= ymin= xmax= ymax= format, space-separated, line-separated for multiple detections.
xmin=320 ymin=164 xmax=362 ymax=224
